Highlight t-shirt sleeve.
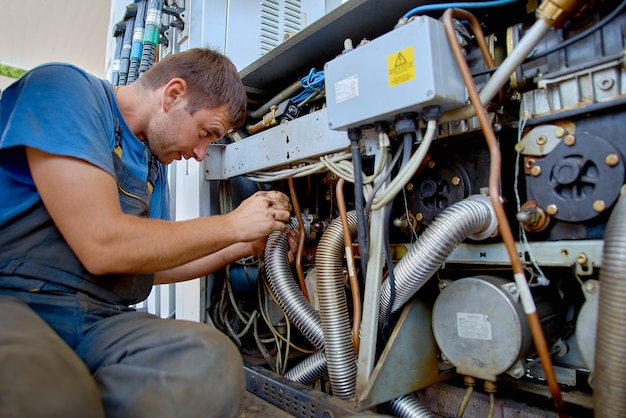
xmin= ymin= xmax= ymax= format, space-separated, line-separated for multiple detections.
xmin=0 ymin=64 xmax=115 ymax=179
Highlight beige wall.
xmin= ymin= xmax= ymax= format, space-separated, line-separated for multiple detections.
xmin=1 ymin=1 xmax=112 ymax=91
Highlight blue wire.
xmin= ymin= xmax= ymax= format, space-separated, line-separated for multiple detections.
xmin=403 ymin=0 xmax=520 ymax=19
xmin=291 ymin=68 xmax=325 ymax=105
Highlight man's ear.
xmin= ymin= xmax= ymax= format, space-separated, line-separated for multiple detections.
xmin=162 ymin=78 xmax=187 ymax=112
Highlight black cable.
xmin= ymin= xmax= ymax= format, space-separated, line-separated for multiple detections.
xmin=349 ymin=129 xmax=369 ymax=281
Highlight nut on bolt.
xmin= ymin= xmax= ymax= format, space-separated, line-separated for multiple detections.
xmin=536 ymin=135 xmax=548 ymax=146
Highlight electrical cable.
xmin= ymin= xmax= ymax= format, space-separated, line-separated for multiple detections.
xmin=403 ymin=0 xmax=520 ymax=19
xmin=382 ymin=201 xmax=396 ymax=329
xmin=336 ymin=178 xmax=362 ymax=352
xmin=288 ymin=177 xmax=310 ymax=301
xmin=128 ymin=0 xmax=147 ymax=83
xmin=290 ymin=68 xmax=325 ymax=105
xmin=350 ymin=130 xmax=369 ymax=281
xmin=369 ymin=121 xmax=435 ymax=211
xmin=139 ymin=0 xmax=163 ymax=74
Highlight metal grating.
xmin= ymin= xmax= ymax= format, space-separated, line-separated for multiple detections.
xmin=244 ymin=362 xmax=365 ymax=418
xmin=259 ymin=0 xmax=302 ymax=55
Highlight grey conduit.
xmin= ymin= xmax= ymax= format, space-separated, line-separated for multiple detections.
xmin=380 ymin=196 xmax=497 ymax=323
xmin=317 ymin=210 xmax=360 ymax=400
xmin=594 ymin=194 xmax=626 ymax=417
xmin=389 ymin=394 xmax=436 ymax=418
xmin=264 ymin=219 xmax=325 ymax=350
xmin=284 ymin=351 xmax=328 ymax=386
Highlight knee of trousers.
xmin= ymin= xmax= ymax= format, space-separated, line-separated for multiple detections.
xmin=185 ymin=323 xmax=245 ymax=384
xmin=169 ymin=323 xmax=246 ymax=417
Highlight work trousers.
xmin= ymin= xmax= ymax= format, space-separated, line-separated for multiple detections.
xmin=0 ymin=286 xmax=244 ymax=418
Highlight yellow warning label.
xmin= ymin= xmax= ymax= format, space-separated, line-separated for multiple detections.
xmin=387 ymin=46 xmax=416 ymax=87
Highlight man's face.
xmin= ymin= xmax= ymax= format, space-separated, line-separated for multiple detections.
xmin=146 ymin=101 xmax=230 ymax=164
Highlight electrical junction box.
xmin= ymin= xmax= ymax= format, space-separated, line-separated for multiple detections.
xmin=324 ymin=15 xmax=467 ymax=131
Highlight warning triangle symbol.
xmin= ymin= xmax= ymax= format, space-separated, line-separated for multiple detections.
xmin=395 ymin=52 xmax=407 ymax=67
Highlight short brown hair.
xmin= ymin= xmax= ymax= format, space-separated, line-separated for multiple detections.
xmin=138 ymin=47 xmax=247 ymax=131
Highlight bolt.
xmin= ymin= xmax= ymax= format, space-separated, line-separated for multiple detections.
xmin=593 ymin=200 xmax=606 ymax=212
xmin=531 ymin=165 xmax=542 ymax=176
xmin=514 ymin=142 xmax=525 ymax=153
xmin=393 ymin=217 xmax=408 ymax=229
xmin=546 ymin=204 xmax=558 ymax=215
xmin=605 ymin=154 xmax=619 ymax=167
xmin=536 ymin=135 xmax=548 ymax=145
xmin=415 ymin=212 xmax=424 ymax=221
xmin=554 ymin=126 xmax=566 ymax=138
xmin=576 ymin=253 xmax=588 ymax=265
xmin=584 ymin=280 xmax=597 ymax=293
xmin=406 ymin=182 xmax=414 ymax=191
xmin=427 ymin=160 xmax=436 ymax=169
xmin=563 ymin=135 xmax=576 ymax=146
xmin=249 ymin=377 xmax=258 ymax=392
xmin=451 ymin=176 xmax=461 ymax=186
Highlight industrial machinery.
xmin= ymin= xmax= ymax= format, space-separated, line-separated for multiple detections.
xmin=118 ymin=0 xmax=626 ymax=416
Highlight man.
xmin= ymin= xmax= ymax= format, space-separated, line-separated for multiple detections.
xmin=0 ymin=47 xmax=293 ymax=417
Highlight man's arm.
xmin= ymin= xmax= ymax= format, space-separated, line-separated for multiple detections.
xmin=26 ymin=148 xmax=292 ymax=276
xmin=154 ymin=230 xmax=298 ymax=284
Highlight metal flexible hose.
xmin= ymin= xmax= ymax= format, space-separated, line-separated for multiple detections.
xmin=264 ymin=219 xmax=325 ymax=350
xmin=380 ymin=196 xmax=497 ymax=323
xmin=284 ymin=351 xmax=328 ymax=386
xmin=317 ymin=210 xmax=360 ymax=400
xmin=389 ymin=394 xmax=436 ymax=418
xmin=594 ymin=193 xmax=626 ymax=417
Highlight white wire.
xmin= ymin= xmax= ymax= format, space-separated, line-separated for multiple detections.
xmin=370 ymin=119 xmax=437 ymax=211
xmin=514 ymin=110 xmax=548 ymax=284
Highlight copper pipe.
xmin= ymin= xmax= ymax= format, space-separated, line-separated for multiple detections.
xmin=336 ymin=178 xmax=362 ymax=352
xmin=443 ymin=8 xmax=567 ymax=418
xmin=288 ymin=177 xmax=310 ymax=302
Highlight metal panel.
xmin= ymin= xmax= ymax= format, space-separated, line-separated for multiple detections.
xmin=204 ymin=109 xmax=350 ymax=180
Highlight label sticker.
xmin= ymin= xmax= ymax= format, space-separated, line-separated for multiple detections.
xmin=334 ymin=74 xmax=359 ymax=104
xmin=387 ymin=46 xmax=416 ymax=87
xmin=456 ymin=312 xmax=492 ymax=340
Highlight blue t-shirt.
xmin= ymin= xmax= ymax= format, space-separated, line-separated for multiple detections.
xmin=0 ymin=63 xmax=170 ymax=225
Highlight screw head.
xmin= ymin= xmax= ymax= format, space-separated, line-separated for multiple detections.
xmin=605 ymin=154 xmax=619 ymax=167
xmin=554 ymin=126 xmax=566 ymax=138
xmin=546 ymin=204 xmax=558 ymax=215
xmin=593 ymin=200 xmax=606 ymax=212
xmin=531 ymin=165 xmax=542 ymax=176
xmin=563 ymin=135 xmax=576 ymax=146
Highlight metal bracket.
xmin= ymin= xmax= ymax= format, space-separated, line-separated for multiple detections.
xmin=244 ymin=362 xmax=365 ymax=418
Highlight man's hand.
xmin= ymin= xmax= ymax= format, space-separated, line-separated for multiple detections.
xmin=227 ymin=191 xmax=292 ymax=242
